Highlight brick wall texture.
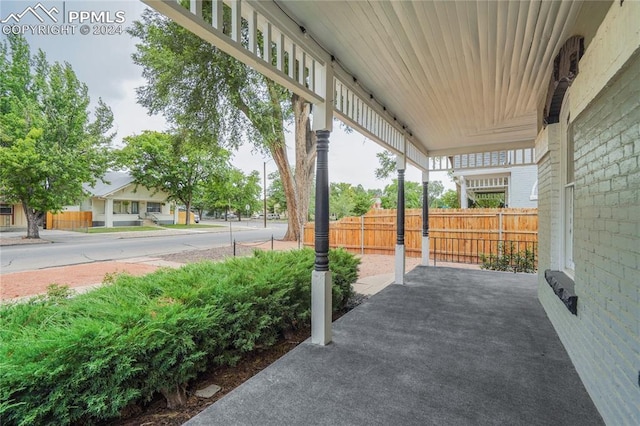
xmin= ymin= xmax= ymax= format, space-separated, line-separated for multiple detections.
xmin=538 ymin=52 xmax=640 ymax=424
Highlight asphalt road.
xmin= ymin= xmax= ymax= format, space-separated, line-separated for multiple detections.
xmin=0 ymin=221 xmax=288 ymax=273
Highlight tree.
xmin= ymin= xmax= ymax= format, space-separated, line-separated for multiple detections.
xmin=0 ymin=35 xmax=113 ymax=238
xmin=203 ymin=167 xmax=261 ymax=220
xmin=438 ymin=189 xmax=460 ymax=208
xmin=374 ymin=150 xmax=397 ymax=180
xmin=380 ymin=180 xmax=444 ymax=209
xmin=129 ymin=8 xmax=316 ymax=241
xmin=117 ymin=130 xmax=229 ymax=224
xmin=427 ymin=181 xmax=445 ymax=206
xmin=328 ymin=183 xmax=373 ymax=219
xmin=352 ymin=186 xmax=374 ymax=216
xmin=266 ymin=171 xmax=288 ymax=215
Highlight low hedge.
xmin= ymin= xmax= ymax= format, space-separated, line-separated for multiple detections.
xmin=0 ymin=248 xmax=360 ymax=425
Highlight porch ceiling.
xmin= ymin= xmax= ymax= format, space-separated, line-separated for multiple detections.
xmin=277 ymin=0 xmax=611 ymax=156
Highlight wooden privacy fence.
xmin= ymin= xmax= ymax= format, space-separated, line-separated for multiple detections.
xmin=303 ymin=208 xmax=538 ymax=260
xmin=46 ymin=211 xmax=92 ymax=231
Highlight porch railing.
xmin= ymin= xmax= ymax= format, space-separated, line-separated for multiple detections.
xmin=432 ymin=237 xmax=537 ymax=272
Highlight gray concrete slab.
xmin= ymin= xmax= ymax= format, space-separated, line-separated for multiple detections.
xmin=186 ymin=266 xmax=603 ymax=426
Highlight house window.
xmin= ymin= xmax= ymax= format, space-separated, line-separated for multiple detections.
xmin=131 ymin=201 xmax=139 ymax=214
xmin=147 ymin=202 xmax=162 ymax=213
xmin=113 ymin=201 xmax=123 ymax=214
xmin=561 ymin=105 xmax=575 ymax=274
xmin=0 ymin=204 xmax=12 ymax=215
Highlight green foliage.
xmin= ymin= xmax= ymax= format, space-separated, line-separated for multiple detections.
xmin=329 ymin=183 xmax=373 ymax=219
xmin=0 ymin=35 xmax=114 ymax=238
xmin=437 ymin=189 xmax=460 ymax=208
xmin=117 ymin=131 xmax=230 ymax=224
xmin=380 ymin=180 xmax=445 ymax=210
xmin=374 ymin=151 xmax=397 ymax=180
xmin=201 ymin=167 xmax=262 ymax=218
xmin=267 ymin=170 xmax=288 ymax=213
xmin=0 ymin=249 xmax=359 ymax=425
xmin=480 ymin=243 xmax=537 ymax=273
xmin=381 ymin=180 xmax=421 ymax=209
xmin=470 ymin=193 xmax=505 ymax=208
xmin=129 ymin=8 xmax=319 ymax=240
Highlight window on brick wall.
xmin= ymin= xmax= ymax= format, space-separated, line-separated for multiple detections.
xmin=561 ymin=96 xmax=575 ymax=274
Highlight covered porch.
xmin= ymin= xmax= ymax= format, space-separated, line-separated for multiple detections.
xmin=186 ymin=266 xmax=602 ymax=425
xmin=143 ymin=0 xmax=639 ymax=422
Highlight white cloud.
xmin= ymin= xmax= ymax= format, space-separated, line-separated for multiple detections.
xmin=108 ymin=77 xmax=168 ymax=146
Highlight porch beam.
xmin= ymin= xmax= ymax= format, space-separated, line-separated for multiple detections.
xmin=141 ymin=0 xmax=325 ymax=104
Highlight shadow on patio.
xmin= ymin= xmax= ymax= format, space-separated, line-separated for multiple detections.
xmin=186 ymin=266 xmax=602 ymax=425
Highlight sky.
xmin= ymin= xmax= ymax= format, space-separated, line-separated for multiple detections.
xmin=1 ymin=0 xmax=454 ymax=193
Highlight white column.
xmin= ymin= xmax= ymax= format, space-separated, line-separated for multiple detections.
xmin=460 ymin=177 xmax=469 ymax=208
xmin=395 ymin=154 xmax=406 ymax=284
xmin=173 ymin=203 xmax=179 ymax=224
xmin=105 ymin=198 xmax=114 ymax=228
xmin=311 ymin=130 xmax=332 ymax=345
xmin=422 ymin=170 xmax=430 ymax=266
xmin=310 ymin=62 xmax=333 ymax=346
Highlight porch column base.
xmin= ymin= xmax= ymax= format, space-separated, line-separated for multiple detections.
xmin=311 ymin=270 xmax=332 ymax=345
xmin=422 ymin=236 xmax=430 ymax=266
xmin=395 ymin=244 xmax=405 ymax=284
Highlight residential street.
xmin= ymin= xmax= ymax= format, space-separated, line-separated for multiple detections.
xmin=0 ymin=221 xmax=287 ymax=273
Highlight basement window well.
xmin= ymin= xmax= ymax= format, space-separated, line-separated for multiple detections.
xmin=545 ymin=270 xmax=577 ymax=315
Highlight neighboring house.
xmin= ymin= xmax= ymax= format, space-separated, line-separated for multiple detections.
xmin=451 ymin=150 xmax=538 ymax=208
xmin=80 ymin=171 xmax=175 ymax=227
xmin=0 ymin=202 xmax=27 ymax=231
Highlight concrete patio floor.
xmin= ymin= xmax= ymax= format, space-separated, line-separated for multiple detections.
xmin=186 ymin=266 xmax=603 ymax=425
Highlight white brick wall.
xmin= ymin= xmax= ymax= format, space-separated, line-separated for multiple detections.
xmin=538 ymin=46 xmax=640 ymax=426
xmin=537 ymin=125 xmax=562 ymax=272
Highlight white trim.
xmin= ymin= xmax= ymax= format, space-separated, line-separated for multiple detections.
xmin=311 ymin=271 xmax=332 ymax=345
xmin=395 ymin=244 xmax=405 ymax=285
xmin=559 ymin=91 xmax=574 ymax=276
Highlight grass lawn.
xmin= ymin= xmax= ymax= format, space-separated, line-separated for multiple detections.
xmin=88 ymin=226 xmax=163 ymax=234
xmin=163 ymin=224 xmax=222 ymax=229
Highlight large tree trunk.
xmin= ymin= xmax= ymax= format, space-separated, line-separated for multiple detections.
xmin=292 ymin=93 xmax=317 ymax=240
xmin=185 ymin=200 xmax=192 ymax=225
xmin=22 ymin=202 xmax=41 ymax=239
xmin=235 ymin=80 xmax=316 ymax=242
xmin=270 ymin=142 xmax=299 ymax=241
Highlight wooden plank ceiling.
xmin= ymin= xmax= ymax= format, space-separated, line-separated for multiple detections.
xmin=277 ymin=0 xmax=610 ymax=156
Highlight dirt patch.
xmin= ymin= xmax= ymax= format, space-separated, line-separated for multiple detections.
xmin=0 ymin=237 xmax=52 ymax=246
xmin=1 ymin=261 xmax=159 ymax=300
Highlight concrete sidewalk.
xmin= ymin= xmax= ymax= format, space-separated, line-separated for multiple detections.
xmin=186 ymin=266 xmax=602 ymax=426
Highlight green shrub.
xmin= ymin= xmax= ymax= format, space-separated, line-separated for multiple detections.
xmin=480 ymin=242 xmax=537 ymax=273
xmin=0 ymin=248 xmax=359 ymax=425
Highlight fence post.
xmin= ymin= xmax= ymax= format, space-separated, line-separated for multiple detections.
xmin=271 ymin=234 xmax=274 ymax=251
xmin=233 ymin=239 xmax=236 ymax=257
xmin=360 ymin=215 xmax=364 ymax=255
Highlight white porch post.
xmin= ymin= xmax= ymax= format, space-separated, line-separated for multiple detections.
xmin=395 ymin=154 xmax=406 ymax=284
xmin=460 ymin=176 xmax=469 ymax=208
xmin=311 ymin=64 xmax=333 ymax=346
xmin=105 ymin=198 xmax=114 ymax=228
xmin=173 ymin=203 xmax=179 ymax=224
xmin=421 ymin=170 xmax=430 ymax=266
